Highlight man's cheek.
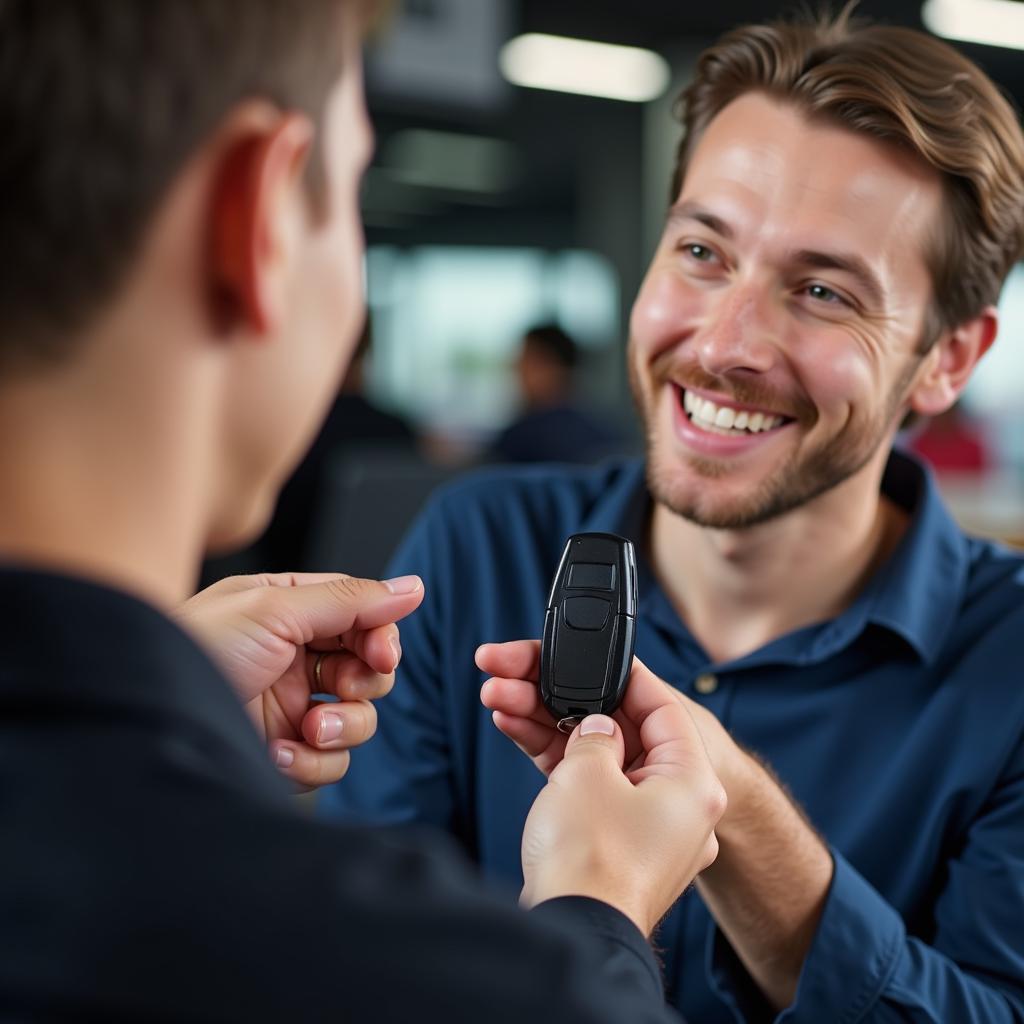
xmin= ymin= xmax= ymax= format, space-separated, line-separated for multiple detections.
xmin=799 ymin=345 xmax=877 ymax=419
xmin=630 ymin=272 xmax=698 ymax=360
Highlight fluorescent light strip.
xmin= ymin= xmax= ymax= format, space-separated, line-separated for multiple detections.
xmin=499 ymin=33 xmax=670 ymax=103
xmin=922 ymin=0 xmax=1024 ymax=50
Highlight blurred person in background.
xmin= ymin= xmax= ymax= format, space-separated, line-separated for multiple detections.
xmin=0 ymin=1 xmax=726 ymax=1020
xmin=491 ymin=324 xmax=625 ymax=464
xmin=327 ymin=316 xmax=416 ymax=450
xmin=326 ymin=10 xmax=1024 ymax=1024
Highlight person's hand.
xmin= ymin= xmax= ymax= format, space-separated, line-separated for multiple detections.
xmin=176 ymin=572 xmax=423 ymax=789
xmin=477 ymin=642 xmax=726 ymax=936
xmin=478 ymin=639 xmax=751 ymax=806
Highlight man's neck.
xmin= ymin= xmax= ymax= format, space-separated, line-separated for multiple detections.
xmin=0 ymin=351 xmax=215 ymax=610
xmin=649 ymin=451 xmax=909 ymax=664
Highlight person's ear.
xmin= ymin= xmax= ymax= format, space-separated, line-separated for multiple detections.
xmin=207 ymin=107 xmax=315 ymax=336
xmin=907 ymin=307 xmax=997 ymax=418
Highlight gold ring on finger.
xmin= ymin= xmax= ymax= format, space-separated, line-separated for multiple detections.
xmin=314 ymin=652 xmax=327 ymax=690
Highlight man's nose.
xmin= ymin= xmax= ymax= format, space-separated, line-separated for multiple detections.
xmin=696 ymin=283 xmax=780 ymax=378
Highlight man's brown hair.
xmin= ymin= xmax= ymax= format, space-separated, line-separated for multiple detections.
xmin=671 ymin=9 xmax=1024 ymax=345
xmin=0 ymin=0 xmax=385 ymax=372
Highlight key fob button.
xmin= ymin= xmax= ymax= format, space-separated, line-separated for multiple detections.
xmin=566 ymin=562 xmax=616 ymax=590
xmin=562 ymin=596 xmax=610 ymax=630
xmin=552 ymin=616 xmax=620 ymax=690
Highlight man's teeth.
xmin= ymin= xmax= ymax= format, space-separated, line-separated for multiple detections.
xmin=682 ymin=390 xmax=783 ymax=434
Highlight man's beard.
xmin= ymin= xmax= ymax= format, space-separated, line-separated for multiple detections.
xmin=630 ymin=352 xmax=920 ymax=530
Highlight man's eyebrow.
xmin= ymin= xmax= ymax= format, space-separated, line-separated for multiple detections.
xmin=666 ymin=201 xmax=734 ymax=240
xmin=790 ymin=249 xmax=886 ymax=309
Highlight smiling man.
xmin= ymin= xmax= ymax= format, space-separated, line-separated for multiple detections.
xmin=325 ymin=13 xmax=1024 ymax=1024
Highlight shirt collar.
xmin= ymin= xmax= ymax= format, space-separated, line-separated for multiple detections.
xmin=579 ymin=451 xmax=969 ymax=666
xmin=845 ymin=449 xmax=970 ymax=664
xmin=578 ymin=457 xmax=651 ymax=541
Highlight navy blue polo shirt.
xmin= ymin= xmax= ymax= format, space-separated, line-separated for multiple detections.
xmin=321 ymin=452 xmax=1024 ymax=1023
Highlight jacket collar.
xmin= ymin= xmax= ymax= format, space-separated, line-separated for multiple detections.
xmin=0 ymin=566 xmax=286 ymax=790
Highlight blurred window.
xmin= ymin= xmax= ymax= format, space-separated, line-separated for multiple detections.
xmin=961 ymin=262 xmax=1024 ymax=467
xmin=366 ymin=247 xmax=620 ymax=437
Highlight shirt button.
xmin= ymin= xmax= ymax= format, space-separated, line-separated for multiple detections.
xmin=694 ymin=673 xmax=719 ymax=695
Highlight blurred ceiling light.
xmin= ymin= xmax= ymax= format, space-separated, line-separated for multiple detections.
xmin=499 ymin=33 xmax=670 ymax=102
xmin=381 ymin=130 xmax=522 ymax=194
xmin=922 ymin=0 xmax=1024 ymax=49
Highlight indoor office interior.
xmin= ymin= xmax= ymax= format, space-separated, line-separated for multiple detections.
xmin=202 ymin=0 xmax=1024 ymax=589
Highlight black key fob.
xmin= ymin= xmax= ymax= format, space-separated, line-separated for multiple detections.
xmin=539 ymin=532 xmax=637 ymax=733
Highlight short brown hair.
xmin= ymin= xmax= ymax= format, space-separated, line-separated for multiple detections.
xmin=0 ymin=0 xmax=385 ymax=373
xmin=671 ymin=10 xmax=1024 ymax=344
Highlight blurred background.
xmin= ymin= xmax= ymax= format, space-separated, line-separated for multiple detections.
xmin=204 ymin=0 xmax=1024 ymax=585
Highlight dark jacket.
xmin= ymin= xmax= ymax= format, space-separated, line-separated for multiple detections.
xmin=0 ymin=567 xmax=682 ymax=1023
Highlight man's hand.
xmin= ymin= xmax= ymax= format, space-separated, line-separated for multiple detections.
xmin=177 ymin=572 xmax=423 ymax=789
xmin=478 ymin=639 xmax=832 ymax=1010
xmin=477 ymin=641 xmax=726 ymax=936
xmin=478 ymin=640 xmax=753 ymax=811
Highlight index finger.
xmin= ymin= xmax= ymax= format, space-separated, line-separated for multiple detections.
xmin=619 ymin=657 xmax=684 ymax=730
xmin=475 ymin=639 xmax=541 ymax=681
xmin=627 ymin=702 xmax=728 ymax=823
xmin=252 ymin=575 xmax=424 ymax=647
xmin=200 ymin=571 xmax=371 ymax=597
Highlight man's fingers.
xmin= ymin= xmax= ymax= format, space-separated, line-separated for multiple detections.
xmin=270 ymin=741 xmax=351 ymax=790
xmin=699 ymin=832 xmax=721 ymax=874
xmin=475 ymin=640 xmax=541 ymax=682
xmin=626 ymin=702 xmax=729 ymax=828
xmin=301 ymin=699 xmax=378 ymax=749
xmin=620 ymin=656 xmax=685 ymax=729
xmin=196 ymin=572 xmax=361 ymax=599
xmin=307 ymin=622 xmax=399 ymax=679
xmin=340 ymin=622 xmax=402 ymax=675
xmin=639 ymin=699 xmax=705 ymax=751
xmin=253 ymin=574 xmax=424 ymax=647
xmin=480 ymin=676 xmax=551 ymax=724
xmin=635 ymin=701 xmax=711 ymax=772
xmin=491 ymin=710 xmax=567 ymax=775
xmin=306 ymin=648 xmax=394 ymax=701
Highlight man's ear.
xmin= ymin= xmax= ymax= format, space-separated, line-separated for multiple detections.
xmin=907 ymin=307 xmax=998 ymax=418
xmin=207 ymin=107 xmax=314 ymax=336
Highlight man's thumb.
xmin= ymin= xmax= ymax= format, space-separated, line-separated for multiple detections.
xmin=563 ymin=714 xmax=626 ymax=771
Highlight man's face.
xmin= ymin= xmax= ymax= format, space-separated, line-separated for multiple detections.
xmin=629 ymin=92 xmax=943 ymax=529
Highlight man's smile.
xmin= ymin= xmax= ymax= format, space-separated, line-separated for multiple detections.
xmin=668 ymin=384 xmax=797 ymax=452
xmin=679 ymin=385 xmax=791 ymax=436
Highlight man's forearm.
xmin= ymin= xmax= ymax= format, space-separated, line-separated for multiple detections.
xmin=697 ymin=753 xmax=833 ymax=1011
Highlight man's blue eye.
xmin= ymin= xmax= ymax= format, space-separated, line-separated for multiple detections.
xmin=687 ymin=244 xmax=714 ymax=262
xmin=808 ymin=283 xmax=842 ymax=304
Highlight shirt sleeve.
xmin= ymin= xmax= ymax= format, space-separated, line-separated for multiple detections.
xmin=317 ymin=492 xmax=462 ymax=835
xmin=707 ymin=737 xmax=1024 ymax=1022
